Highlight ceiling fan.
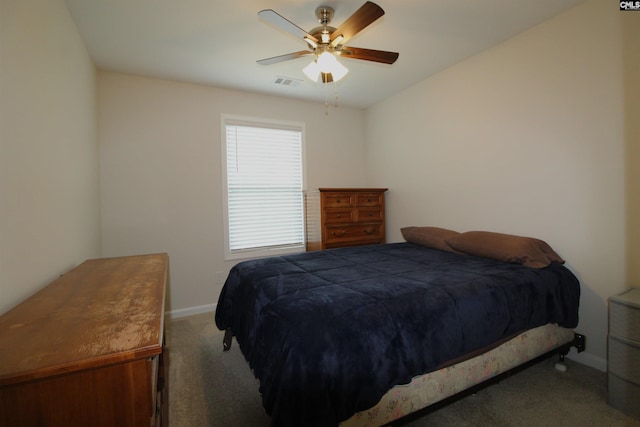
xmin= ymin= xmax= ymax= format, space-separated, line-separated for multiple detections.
xmin=257 ymin=1 xmax=399 ymax=83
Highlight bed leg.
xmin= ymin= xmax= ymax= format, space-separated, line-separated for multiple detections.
xmin=555 ymin=361 xmax=568 ymax=372
xmin=555 ymin=351 xmax=568 ymax=372
xmin=223 ymin=328 xmax=233 ymax=352
xmin=555 ymin=346 xmax=569 ymax=372
xmin=555 ymin=333 xmax=586 ymax=372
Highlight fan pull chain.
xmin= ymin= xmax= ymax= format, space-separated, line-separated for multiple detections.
xmin=322 ymin=80 xmax=340 ymax=115
xmin=324 ymin=82 xmax=329 ymax=115
xmin=323 ymin=81 xmax=340 ymax=116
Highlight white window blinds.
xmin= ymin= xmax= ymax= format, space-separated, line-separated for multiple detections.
xmin=223 ymin=118 xmax=305 ymax=258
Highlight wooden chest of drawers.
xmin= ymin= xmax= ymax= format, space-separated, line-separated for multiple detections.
xmin=310 ymin=188 xmax=387 ymax=250
xmin=0 ymin=253 xmax=169 ymax=427
xmin=608 ymin=287 xmax=640 ymax=419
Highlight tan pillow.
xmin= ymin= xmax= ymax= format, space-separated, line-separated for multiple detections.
xmin=401 ymin=226 xmax=460 ymax=252
xmin=445 ymin=231 xmax=564 ymax=268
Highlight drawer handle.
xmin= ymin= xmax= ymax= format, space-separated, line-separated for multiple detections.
xmin=363 ymin=229 xmax=370 ymax=234
xmin=336 ymin=214 xmax=342 ymax=218
xmin=332 ymin=231 xmax=346 ymax=236
xmin=367 ymin=198 xmax=372 ymax=202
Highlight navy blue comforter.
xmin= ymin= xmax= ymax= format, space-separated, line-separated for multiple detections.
xmin=215 ymin=243 xmax=580 ymax=426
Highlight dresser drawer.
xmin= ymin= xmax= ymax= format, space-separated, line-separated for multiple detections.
xmin=324 ymin=208 xmax=355 ymax=223
xmin=609 ymin=373 xmax=640 ymax=418
xmin=355 ymin=193 xmax=383 ymax=207
xmin=325 ymin=224 xmax=383 ymax=245
xmin=610 ymin=298 xmax=640 ymax=342
xmin=608 ymin=336 xmax=640 ymax=384
xmin=323 ymin=193 xmax=354 ymax=208
xmin=356 ymin=207 xmax=383 ymax=223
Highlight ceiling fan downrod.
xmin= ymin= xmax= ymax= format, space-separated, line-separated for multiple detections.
xmin=315 ymin=6 xmax=334 ymax=25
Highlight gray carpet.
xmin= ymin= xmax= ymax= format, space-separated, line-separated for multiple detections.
xmin=167 ymin=312 xmax=640 ymax=427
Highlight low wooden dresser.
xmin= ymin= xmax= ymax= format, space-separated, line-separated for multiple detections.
xmin=608 ymin=287 xmax=640 ymax=419
xmin=307 ymin=188 xmax=387 ymax=250
xmin=0 ymin=253 xmax=169 ymax=427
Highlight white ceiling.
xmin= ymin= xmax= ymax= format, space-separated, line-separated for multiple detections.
xmin=65 ymin=0 xmax=586 ymax=109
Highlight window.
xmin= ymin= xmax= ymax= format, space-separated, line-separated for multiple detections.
xmin=221 ymin=115 xmax=306 ymax=260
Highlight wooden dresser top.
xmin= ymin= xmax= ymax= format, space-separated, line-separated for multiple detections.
xmin=0 ymin=253 xmax=168 ymax=386
xmin=318 ymin=188 xmax=388 ymax=192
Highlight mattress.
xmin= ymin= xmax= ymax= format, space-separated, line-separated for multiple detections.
xmin=342 ymin=323 xmax=575 ymax=426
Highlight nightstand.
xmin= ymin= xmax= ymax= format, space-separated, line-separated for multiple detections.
xmin=608 ymin=287 xmax=640 ymax=419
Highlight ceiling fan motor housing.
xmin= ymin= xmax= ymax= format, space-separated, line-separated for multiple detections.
xmin=315 ymin=6 xmax=334 ymax=25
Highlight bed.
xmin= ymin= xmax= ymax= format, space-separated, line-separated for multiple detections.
xmin=215 ymin=228 xmax=583 ymax=427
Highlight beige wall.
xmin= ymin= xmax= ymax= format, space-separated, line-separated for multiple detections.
xmin=0 ymin=0 xmax=101 ymax=314
xmin=97 ymin=71 xmax=366 ymax=315
xmin=365 ymin=0 xmax=631 ymax=369
xmin=623 ymin=12 xmax=640 ymax=284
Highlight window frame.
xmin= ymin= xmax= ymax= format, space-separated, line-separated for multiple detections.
xmin=221 ymin=114 xmax=307 ymax=261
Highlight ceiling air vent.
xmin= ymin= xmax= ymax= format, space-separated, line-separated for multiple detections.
xmin=273 ymin=76 xmax=302 ymax=87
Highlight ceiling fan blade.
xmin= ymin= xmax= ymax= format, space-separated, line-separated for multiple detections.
xmin=339 ymin=46 xmax=399 ymax=64
xmin=257 ymin=51 xmax=313 ymax=66
xmin=330 ymin=1 xmax=385 ymax=46
xmin=258 ymin=9 xmax=318 ymax=43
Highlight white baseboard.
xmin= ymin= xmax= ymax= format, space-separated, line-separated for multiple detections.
xmin=566 ymin=348 xmax=607 ymax=372
xmin=166 ymin=303 xmax=215 ymax=320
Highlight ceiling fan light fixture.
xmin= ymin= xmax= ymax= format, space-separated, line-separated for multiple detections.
xmin=303 ymin=60 xmax=321 ymax=81
xmin=328 ymin=58 xmax=348 ymax=81
xmin=318 ymin=52 xmax=348 ymax=81
xmin=303 ymin=53 xmax=348 ymax=83
xmin=316 ymin=51 xmax=335 ymax=70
